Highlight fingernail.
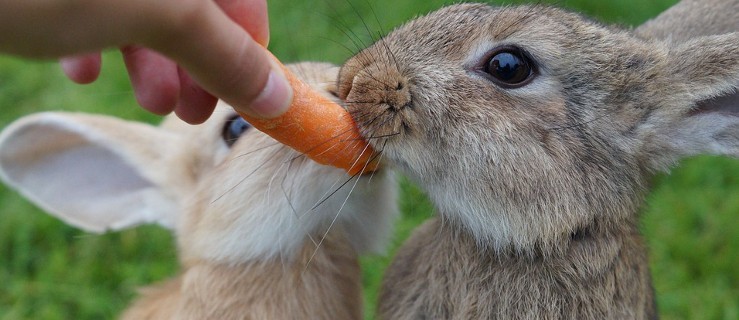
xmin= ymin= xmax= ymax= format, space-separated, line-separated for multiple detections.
xmin=250 ymin=68 xmax=293 ymax=118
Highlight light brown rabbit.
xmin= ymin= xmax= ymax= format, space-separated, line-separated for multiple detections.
xmin=0 ymin=62 xmax=398 ymax=319
xmin=337 ymin=2 xmax=738 ymax=319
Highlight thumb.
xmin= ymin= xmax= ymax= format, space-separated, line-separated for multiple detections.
xmin=149 ymin=1 xmax=292 ymax=119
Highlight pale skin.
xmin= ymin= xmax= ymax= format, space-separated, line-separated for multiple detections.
xmin=0 ymin=0 xmax=293 ymax=124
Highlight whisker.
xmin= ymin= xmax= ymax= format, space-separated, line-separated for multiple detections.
xmin=308 ymin=131 xmax=385 ymax=212
xmin=303 ymin=133 xmax=393 ymax=272
xmin=295 ymin=153 xmax=350 ymax=219
xmin=316 ymin=35 xmax=364 ymax=59
xmin=304 ymin=162 xmax=366 ymax=273
xmin=366 ymin=138 xmax=390 ymax=184
xmin=307 ymin=136 xmax=380 ymax=212
xmin=346 ymin=131 xmax=400 ymax=141
xmin=279 ymin=155 xmax=319 ymax=247
xmin=282 ymin=111 xmax=386 ymax=169
xmin=231 ymin=141 xmax=285 ymax=159
xmin=345 ymin=0 xmax=380 ymax=44
xmin=309 ymin=171 xmax=359 ymax=212
xmin=211 ymin=145 xmax=287 ymax=204
xmin=344 ymin=100 xmax=380 ymax=105
xmin=317 ymin=11 xmax=369 ymax=56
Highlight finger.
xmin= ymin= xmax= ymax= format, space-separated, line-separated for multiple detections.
xmin=60 ymin=53 xmax=102 ymax=84
xmin=174 ymin=68 xmax=218 ymax=124
xmin=121 ymin=45 xmax=180 ymax=115
xmin=152 ymin=2 xmax=291 ymax=119
xmin=215 ymin=0 xmax=270 ymax=46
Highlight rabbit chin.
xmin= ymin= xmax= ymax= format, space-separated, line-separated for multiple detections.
xmin=178 ymin=159 xmax=398 ymax=265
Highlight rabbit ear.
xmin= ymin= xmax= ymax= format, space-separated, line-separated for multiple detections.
xmin=647 ymin=33 xmax=739 ymax=167
xmin=0 ymin=112 xmax=187 ymax=232
xmin=667 ymin=33 xmax=739 ymax=104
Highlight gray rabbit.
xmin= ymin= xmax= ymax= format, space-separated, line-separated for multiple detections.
xmin=338 ymin=1 xmax=738 ymax=319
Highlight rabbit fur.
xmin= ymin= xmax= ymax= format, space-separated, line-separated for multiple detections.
xmin=0 ymin=62 xmax=398 ymax=319
xmin=337 ymin=2 xmax=738 ymax=319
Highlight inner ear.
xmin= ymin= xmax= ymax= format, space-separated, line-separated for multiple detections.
xmin=693 ymin=91 xmax=739 ymax=116
xmin=0 ymin=113 xmax=182 ymax=232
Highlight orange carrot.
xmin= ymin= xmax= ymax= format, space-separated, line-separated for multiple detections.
xmin=237 ymin=56 xmax=378 ymax=176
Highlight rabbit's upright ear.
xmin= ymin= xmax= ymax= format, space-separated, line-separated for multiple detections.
xmin=0 ymin=112 xmax=189 ymax=232
xmin=667 ymin=33 xmax=739 ymax=106
xmin=646 ymin=33 xmax=738 ymax=169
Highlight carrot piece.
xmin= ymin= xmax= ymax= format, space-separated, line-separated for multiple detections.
xmin=236 ymin=56 xmax=378 ymax=176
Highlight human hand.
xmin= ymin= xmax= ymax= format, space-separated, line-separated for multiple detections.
xmin=0 ymin=0 xmax=292 ymax=123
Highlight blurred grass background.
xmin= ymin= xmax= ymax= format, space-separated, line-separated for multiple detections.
xmin=0 ymin=0 xmax=736 ymax=319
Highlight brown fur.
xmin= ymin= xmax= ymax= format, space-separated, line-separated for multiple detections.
xmin=636 ymin=0 xmax=739 ymax=41
xmin=337 ymin=2 xmax=738 ymax=319
xmin=122 ymin=231 xmax=361 ymax=320
xmin=112 ymin=63 xmax=392 ymax=319
xmin=0 ymin=63 xmax=398 ymax=319
xmin=379 ymin=218 xmax=655 ymax=319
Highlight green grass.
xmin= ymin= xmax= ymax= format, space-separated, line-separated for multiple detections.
xmin=0 ymin=0 xmax=736 ymax=319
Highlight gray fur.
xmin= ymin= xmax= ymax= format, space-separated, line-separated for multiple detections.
xmin=636 ymin=0 xmax=739 ymax=42
xmin=338 ymin=2 xmax=738 ymax=319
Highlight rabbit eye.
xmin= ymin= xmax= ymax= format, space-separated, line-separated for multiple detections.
xmin=482 ymin=47 xmax=534 ymax=88
xmin=222 ymin=115 xmax=252 ymax=147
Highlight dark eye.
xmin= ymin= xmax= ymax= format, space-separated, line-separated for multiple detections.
xmin=222 ymin=115 xmax=252 ymax=147
xmin=482 ymin=47 xmax=534 ymax=88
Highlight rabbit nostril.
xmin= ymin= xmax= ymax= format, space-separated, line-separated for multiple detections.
xmin=342 ymin=63 xmax=412 ymax=112
xmin=385 ymin=80 xmax=412 ymax=111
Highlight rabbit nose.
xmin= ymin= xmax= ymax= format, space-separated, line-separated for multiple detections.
xmin=347 ymin=66 xmax=412 ymax=111
xmin=385 ymin=78 xmax=412 ymax=111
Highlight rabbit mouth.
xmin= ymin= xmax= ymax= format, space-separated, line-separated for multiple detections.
xmin=350 ymin=102 xmax=408 ymax=137
xmin=345 ymin=99 xmax=412 ymax=165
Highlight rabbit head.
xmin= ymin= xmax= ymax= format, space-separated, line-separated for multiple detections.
xmin=337 ymin=3 xmax=738 ymax=253
xmin=0 ymin=62 xmax=398 ymax=265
